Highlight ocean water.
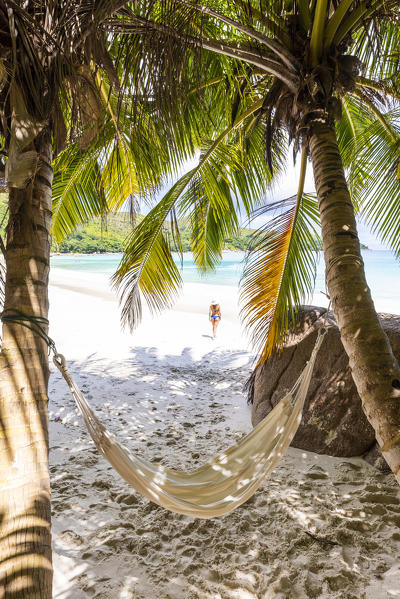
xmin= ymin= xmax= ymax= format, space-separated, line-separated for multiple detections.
xmin=51 ymin=249 xmax=400 ymax=304
xmin=50 ymin=251 xmax=245 ymax=285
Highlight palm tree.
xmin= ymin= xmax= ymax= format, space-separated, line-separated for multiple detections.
xmin=0 ymin=2 xmax=175 ymax=596
xmin=112 ymin=1 xmax=400 ymax=483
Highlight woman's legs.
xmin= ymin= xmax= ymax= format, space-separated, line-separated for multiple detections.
xmin=212 ymin=318 xmax=220 ymax=338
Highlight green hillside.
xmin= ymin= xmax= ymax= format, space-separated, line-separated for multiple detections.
xmin=51 ymin=213 xmax=257 ymax=253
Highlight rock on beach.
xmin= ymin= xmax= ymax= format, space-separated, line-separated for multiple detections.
xmin=249 ymin=306 xmax=400 ymax=471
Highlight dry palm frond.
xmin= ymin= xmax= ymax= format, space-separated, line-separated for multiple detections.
xmin=241 ymin=193 xmax=320 ymax=363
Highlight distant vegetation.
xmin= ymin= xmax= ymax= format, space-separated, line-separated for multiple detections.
xmin=51 ymin=212 xmax=258 ymax=253
xmin=52 ymin=213 xmax=132 ymax=254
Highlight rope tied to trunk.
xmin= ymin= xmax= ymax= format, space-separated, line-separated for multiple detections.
xmin=0 ymin=308 xmax=58 ymax=356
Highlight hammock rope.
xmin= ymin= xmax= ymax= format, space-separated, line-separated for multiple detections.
xmin=1 ymin=308 xmax=327 ymax=519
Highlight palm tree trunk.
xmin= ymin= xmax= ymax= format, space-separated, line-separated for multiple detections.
xmin=0 ymin=130 xmax=53 ymax=597
xmin=309 ymin=120 xmax=400 ymax=482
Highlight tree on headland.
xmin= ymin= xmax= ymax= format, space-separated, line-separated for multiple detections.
xmin=112 ymin=1 xmax=400 ymax=483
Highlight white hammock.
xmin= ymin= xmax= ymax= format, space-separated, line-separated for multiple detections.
xmin=53 ymin=329 xmax=326 ymax=518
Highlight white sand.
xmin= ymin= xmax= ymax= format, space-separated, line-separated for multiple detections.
xmin=49 ymin=268 xmax=400 ymax=599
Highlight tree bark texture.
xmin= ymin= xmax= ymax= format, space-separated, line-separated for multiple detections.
xmin=0 ymin=130 xmax=53 ymax=598
xmin=309 ymin=121 xmax=400 ymax=482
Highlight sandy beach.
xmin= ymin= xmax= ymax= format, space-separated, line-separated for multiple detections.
xmin=49 ymin=267 xmax=400 ymax=599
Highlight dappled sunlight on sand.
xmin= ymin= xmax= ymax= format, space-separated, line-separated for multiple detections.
xmin=49 ymin=346 xmax=400 ymax=599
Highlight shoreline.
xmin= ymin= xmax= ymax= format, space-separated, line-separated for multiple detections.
xmin=51 ymin=247 xmax=379 ymax=258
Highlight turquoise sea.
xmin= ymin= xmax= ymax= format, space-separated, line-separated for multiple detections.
xmin=51 ymin=250 xmax=400 ymax=305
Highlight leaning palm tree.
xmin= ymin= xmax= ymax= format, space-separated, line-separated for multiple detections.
xmin=0 ymin=2 xmax=185 ymax=596
xmin=112 ymin=1 xmax=400 ymax=483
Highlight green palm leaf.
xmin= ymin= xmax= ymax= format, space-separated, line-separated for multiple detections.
xmin=186 ymin=174 xmax=239 ymax=272
xmin=112 ymin=172 xmax=193 ymax=329
xmin=351 ymin=108 xmax=400 ymax=254
xmin=51 ymin=143 xmax=104 ymax=243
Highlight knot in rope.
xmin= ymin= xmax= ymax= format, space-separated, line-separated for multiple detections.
xmin=0 ymin=308 xmax=58 ymax=356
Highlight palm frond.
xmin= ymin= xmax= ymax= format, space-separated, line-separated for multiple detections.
xmin=99 ymin=138 xmax=139 ymax=214
xmin=240 ymin=192 xmax=320 ymax=362
xmin=337 ymin=93 xmax=371 ymax=168
xmin=353 ymin=14 xmax=400 ymax=85
xmin=187 ymin=175 xmax=239 ymax=272
xmin=336 ymin=92 xmax=377 ymax=209
xmin=184 ymin=119 xmax=286 ymax=271
xmin=51 ymin=143 xmax=104 ymax=243
xmin=112 ymin=171 xmax=195 ymax=330
xmin=350 ymin=107 xmax=400 ymax=254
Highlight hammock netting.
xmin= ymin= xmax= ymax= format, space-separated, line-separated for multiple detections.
xmin=54 ymin=330 xmax=326 ymax=518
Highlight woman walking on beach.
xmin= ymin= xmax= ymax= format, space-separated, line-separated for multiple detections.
xmin=209 ymin=301 xmax=221 ymax=339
